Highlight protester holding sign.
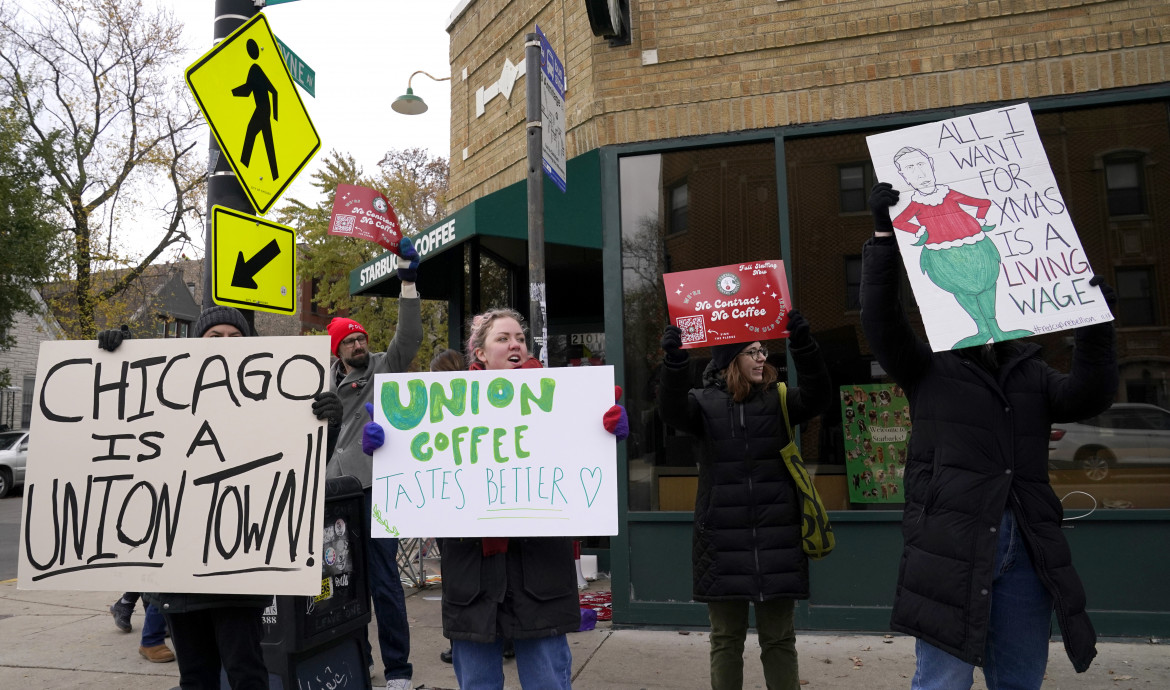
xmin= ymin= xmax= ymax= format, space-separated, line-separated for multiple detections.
xmin=363 ymin=307 xmax=628 ymax=689
xmin=324 ymin=235 xmax=422 ymax=690
xmin=96 ymin=305 xmax=343 ymax=690
xmin=865 ymin=183 xmax=1118 ymax=688
xmin=657 ymin=311 xmax=832 ymax=690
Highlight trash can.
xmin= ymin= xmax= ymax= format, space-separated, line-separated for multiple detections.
xmin=259 ymin=475 xmax=372 ymax=690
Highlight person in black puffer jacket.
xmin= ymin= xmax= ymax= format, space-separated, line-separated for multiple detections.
xmin=865 ymin=182 xmax=1119 ymax=690
xmin=658 ymin=313 xmax=832 ymax=690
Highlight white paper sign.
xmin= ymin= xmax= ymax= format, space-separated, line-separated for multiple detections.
xmin=370 ymin=366 xmax=618 ymax=537
xmin=866 ymin=103 xmax=1113 ymax=352
xmin=18 ymin=336 xmax=331 ymax=595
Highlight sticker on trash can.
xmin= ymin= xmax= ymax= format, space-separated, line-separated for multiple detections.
xmin=314 ymin=576 xmax=333 ymax=603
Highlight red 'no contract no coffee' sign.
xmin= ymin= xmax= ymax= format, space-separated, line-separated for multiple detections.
xmin=663 ymin=260 xmax=794 ymax=349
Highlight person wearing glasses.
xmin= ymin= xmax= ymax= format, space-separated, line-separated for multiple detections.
xmin=324 ymin=237 xmax=423 ymax=690
xmin=658 ymin=311 xmax=832 ymax=690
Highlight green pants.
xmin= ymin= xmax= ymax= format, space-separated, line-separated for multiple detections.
xmin=707 ymin=598 xmax=799 ymax=690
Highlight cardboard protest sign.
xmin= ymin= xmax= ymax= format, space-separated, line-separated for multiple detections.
xmin=664 ymin=260 xmax=793 ymax=348
xmin=369 ymin=366 xmax=618 ymax=537
xmin=841 ymin=384 xmax=910 ymax=504
xmin=19 ymin=336 xmax=331 ymax=595
xmin=329 ymin=183 xmax=403 ymax=254
xmin=866 ymin=104 xmax=1112 ymax=352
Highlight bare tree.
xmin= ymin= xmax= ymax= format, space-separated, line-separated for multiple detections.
xmin=0 ymin=0 xmax=204 ymax=337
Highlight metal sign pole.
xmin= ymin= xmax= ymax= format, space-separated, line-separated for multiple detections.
xmin=204 ymin=0 xmax=260 ymax=333
xmin=524 ymin=33 xmax=547 ymax=366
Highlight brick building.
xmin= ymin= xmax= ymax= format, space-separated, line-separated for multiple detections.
xmin=352 ymin=0 xmax=1170 ymax=636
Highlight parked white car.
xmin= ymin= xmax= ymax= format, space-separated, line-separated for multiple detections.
xmin=1049 ymin=403 xmax=1170 ymax=481
xmin=0 ymin=429 xmax=29 ymax=498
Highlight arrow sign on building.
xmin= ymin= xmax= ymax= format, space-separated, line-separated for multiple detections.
xmin=211 ymin=206 xmax=297 ymax=315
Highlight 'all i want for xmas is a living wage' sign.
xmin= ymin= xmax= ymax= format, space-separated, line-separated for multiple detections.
xmin=369 ymin=367 xmax=618 ymax=538
xmin=865 ymin=103 xmax=1112 ymax=352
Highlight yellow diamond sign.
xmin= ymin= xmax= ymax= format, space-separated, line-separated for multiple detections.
xmin=211 ymin=206 xmax=297 ymax=315
xmin=186 ymin=13 xmax=320 ymax=214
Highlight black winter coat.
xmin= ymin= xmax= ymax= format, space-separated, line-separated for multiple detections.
xmin=440 ymin=536 xmax=580 ymax=643
xmin=861 ymin=237 xmax=1117 ymax=672
xmin=659 ymin=340 xmax=832 ymax=602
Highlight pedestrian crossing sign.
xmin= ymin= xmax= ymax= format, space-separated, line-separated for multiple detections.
xmin=186 ymin=12 xmax=320 ymax=214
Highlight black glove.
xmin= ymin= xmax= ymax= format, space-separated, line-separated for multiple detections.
xmin=868 ymin=182 xmax=900 ymax=235
xmin=661 ymin=325 xmax=688 ymax=365
xmin=397 ymin=236 xmax=420 ymax=284
xmin=312 ymin=391 xmax=343 ymax=428
xmin=97 ymin=325 xmax=131 ymax=352
xmin=1089 ymin=275 xmax=1117 ymax=308
xmin=786 ymin=309 xmax=811 ymax=348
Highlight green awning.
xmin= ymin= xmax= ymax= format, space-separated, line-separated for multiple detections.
xmin=350 ymin=149 xmax=602 ymax=299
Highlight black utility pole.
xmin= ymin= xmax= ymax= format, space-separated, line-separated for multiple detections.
xmin=524 ymin=32 xmax=547 ymax=366
xmin=203 ymin=0 xmax=261 ymax=334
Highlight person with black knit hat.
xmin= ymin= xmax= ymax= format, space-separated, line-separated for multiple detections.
xmin=657 ymin=311 xmax=832 ymax=690
xmin=96 ymin=305 xmax=344 ymax=689
xmin=323 ymin=236 xmax=422 ymax=690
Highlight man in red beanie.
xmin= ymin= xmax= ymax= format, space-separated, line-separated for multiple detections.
xmin=325 ymin=236 xmax=422 ymax=690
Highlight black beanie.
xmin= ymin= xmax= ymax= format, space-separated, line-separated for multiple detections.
xmin=710 ymin=342 xmax=748 ymax=372
xmin=193 ymin=306 xmax=252 ymax=338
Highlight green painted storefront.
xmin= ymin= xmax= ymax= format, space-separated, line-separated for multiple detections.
xmin=354 ymin=86 xmax=1170 ymax=638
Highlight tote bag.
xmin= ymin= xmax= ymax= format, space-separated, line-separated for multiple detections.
xmin=778 ymin=382 xmax=836 ymax=559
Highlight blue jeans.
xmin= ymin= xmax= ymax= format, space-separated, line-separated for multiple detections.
xmin=912 ymin=509 xmax=1053 ymax=690
xmin=364 ymin=489 xmax=412 ymax=682
xmin=452 ymin=635 xmax=572 ymax=690
xmin=141 ymin=603 xmax=167 ymax=647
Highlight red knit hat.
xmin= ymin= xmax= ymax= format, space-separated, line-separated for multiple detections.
xmin=327 ymin=317 xmax=368 ymax=355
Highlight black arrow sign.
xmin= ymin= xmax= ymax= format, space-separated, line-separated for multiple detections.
xmin=232 ymin=239 xmax=281 ymax=289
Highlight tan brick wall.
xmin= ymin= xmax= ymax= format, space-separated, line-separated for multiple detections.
xmin=447 ymin=0 xmax=1170 ymax=209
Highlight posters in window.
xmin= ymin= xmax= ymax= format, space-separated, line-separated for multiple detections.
xmin=841 ymin=384 xmax=910 ymax=504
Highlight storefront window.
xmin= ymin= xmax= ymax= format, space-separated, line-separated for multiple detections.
xmin=619 ymin=142 xmax=779 ymax=511
xmin=785 ymin=101 xmax=1170 ymax=511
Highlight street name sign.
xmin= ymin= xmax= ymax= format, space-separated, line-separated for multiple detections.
xmin=274 ymin=36 xmax=315 ymax=97
xmin=536 ymin=24 xmax=567 ymax=193
xmin=186 ymin=13 xmax=320 ymax=214
xmin=211 ymin=205 xmax=298 ymax=315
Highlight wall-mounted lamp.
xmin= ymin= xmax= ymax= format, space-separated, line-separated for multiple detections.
xmin=391 ymin=70 xmax=451 ymax=115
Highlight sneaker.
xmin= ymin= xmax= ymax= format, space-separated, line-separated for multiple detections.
xmin=139 ymin=644 xmax=175 ymax=663
xmin=109 ymin=600 xmax=133 ymax=633
xmin=385 ymin=679 xmax=412 ymax=690
xmin=439 ymin=647 xmax=453 ymax=664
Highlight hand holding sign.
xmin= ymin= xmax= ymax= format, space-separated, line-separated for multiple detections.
xmin=362 ymin=402 xmax=384 ymax=455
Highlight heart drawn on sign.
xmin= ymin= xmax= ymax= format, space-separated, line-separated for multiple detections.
xmin=580 ymin=467 xmax=603 ymax=507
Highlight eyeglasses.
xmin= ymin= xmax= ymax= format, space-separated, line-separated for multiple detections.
xmin=739 ymin=347 xmax=768 ymax=361
xmin=339 ymin=334 xmax=368 ymax=349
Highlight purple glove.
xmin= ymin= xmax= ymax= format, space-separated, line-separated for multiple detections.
xmin=396 ymin=236 xmax=420 ymax=283
xmin=362 ymin=402 xmax=385 ymax=455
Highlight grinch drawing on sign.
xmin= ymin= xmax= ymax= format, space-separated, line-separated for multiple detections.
xmin=891 ymin=146 xmax=1032 ymax=349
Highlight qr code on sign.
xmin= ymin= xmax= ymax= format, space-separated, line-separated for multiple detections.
xmin=333 ymin=214 xmax=356 ymax=234
xmin=677 ymin=315 xmax=707 ymax=345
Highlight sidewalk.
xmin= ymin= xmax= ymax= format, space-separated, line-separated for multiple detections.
xmin=0 ymin=576 xmax=1166 ymax=689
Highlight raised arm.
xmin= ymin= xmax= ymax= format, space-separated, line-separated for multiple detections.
xmin=860 ymin=183 xmax=933 ymax=387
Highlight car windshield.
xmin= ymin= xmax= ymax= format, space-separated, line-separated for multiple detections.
xmin=0 ymin=432 xmax=23 ymax=451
